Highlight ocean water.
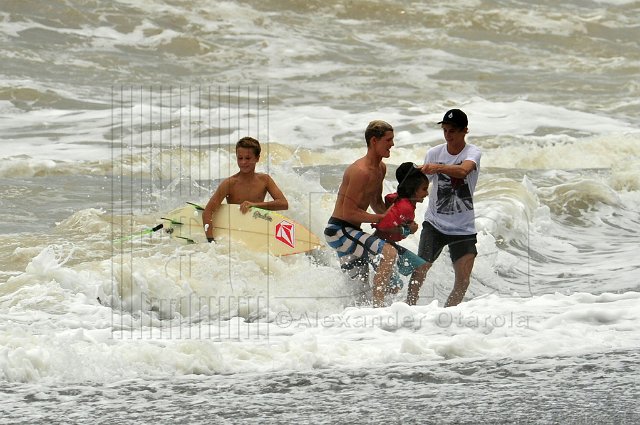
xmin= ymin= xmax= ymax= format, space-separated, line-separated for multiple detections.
xmin=1 ymin=0 xmax=640 ymax=423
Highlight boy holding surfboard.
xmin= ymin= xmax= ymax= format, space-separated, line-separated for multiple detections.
xmin=202 ymin=136 xmax=288 ymax=242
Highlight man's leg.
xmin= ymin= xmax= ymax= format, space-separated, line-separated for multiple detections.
xmin=406 ymin=262 xmax=431 ymax=305
xmin=372 ymin=243 xmax=397 ymax=307
xmin=445 ymin=253 xmax=475 ymax=307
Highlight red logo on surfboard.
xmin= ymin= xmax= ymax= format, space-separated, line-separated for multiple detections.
xmin=275 ymin=220 xmax=295 ymax=248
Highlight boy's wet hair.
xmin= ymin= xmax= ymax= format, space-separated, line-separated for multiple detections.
xmin=236 ymin=136 xmax=261 ymax=157
xmin=364 ymin=120 xmax=393 ymax=146
xmin=396 ymin=162 xmax=428 ymax=199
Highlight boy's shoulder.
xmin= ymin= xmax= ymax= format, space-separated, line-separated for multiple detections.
xmin=253 ymin=172 xmax=274 ymax=185
xmin=227 ymin=172 xmax=272 ymax=185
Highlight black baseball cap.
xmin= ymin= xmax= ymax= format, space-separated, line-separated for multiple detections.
xmin=438 ymin=109 xmax=468 ymax=129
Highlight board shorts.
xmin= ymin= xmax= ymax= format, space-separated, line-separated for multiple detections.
xmin=324 ymin=217 xmax=384 ymax=280
xmin=417 ymin=221 xmax=478 ymax=264
xmin=324 ymin=217 xmax=426 ymax=289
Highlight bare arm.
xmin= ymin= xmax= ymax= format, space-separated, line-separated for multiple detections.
xmin=239 ymin=175 xmax=288 ymax=213
xmin=369 ymin=163 xmax=387 ymax=214
xmin=421 ymin=159 xmax=476 ymax=178
xmin=202 ymin=179 xmax=230 ymax=240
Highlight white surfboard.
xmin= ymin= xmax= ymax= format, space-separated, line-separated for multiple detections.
xmin=161 ymin=202 xmax=322 ymax=256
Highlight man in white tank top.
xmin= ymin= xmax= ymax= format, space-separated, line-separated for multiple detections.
xmin=407 ymin=109 xmax=481 ymax=307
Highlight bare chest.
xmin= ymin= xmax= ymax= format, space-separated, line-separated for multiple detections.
xmin=226 ymin=177 xmax=268 ymax=203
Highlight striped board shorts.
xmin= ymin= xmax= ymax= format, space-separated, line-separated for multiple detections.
xmin=324 ymin=217 xmax=385 ymax=280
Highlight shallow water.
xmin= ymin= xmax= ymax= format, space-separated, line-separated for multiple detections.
xmin=4 ymin=350 xmax=639 ymax=424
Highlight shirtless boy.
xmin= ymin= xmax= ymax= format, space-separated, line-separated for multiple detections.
xmin=324 ymin=120 xmax=399 ymax=307
xmin=202 ymin=136 xmax=288 ymax=242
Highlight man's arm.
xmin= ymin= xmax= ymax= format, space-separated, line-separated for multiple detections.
xmin=369 ymin=186 xmax=387 ymax=214
xmin=421 ymin=159 xmax=476 ymax=178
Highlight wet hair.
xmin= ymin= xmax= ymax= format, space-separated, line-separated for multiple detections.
xmin=364 ymin=120 xmax=393 ymax=146
xmin=396 ymin=162 xmax=428 ymax=199
xmin=236 ymin=136 xmax=261 ymax=157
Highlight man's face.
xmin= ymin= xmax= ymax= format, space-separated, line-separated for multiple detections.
xmin=373 ymin=130 xmax=394 ymax=158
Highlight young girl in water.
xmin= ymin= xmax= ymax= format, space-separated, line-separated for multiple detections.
xmin=375 ymin=162 xmax=429 ymax=241
xmin=373 ymin=162 xmax=429 ymax=294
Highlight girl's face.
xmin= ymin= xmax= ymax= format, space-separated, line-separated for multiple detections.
xmin=236 ymin=147 xmax=259 ymax=173
xmin=413 ymin=181 xmax=429 ymax=203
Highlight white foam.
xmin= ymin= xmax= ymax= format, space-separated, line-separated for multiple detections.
xmin=3 ymin=259 xmax=640 ymax=382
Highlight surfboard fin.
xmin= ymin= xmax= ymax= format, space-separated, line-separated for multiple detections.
xmin=175 ymin=236 xmax=196 ymax=244
xmin=161 ymin=217 xmax=184 ymax=225
xmin=186 ymin=201 xmax=205 ymax=210
xmin=113 ymin=223 xmax=164 ymax=243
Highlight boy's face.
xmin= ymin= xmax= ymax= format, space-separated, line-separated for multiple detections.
xmin=236 ymin=147 xmax=259 ymax=173
xmin=414 ymin=181 xmax=429 ymax=203
xmin=441 ymin=123 xmax=466 ymax=144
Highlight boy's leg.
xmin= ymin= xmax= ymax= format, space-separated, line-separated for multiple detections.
xmin=445 ymin=235 xmax=478 ymax=307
